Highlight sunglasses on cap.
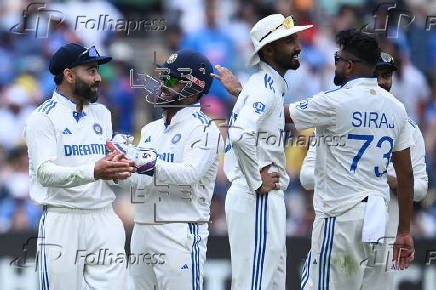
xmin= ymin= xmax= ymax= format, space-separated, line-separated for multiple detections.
xmin=334 ymin=51 xmax=363 ymax=64
xmin=70 ymin=46 xmax=100 ymax=68
xmin=259 ymin=16 xmax=296 ymax=42
xmin=380 ymin=52 xmax=394 ymax=64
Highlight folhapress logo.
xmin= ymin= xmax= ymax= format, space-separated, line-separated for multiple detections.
xmin=9 ymin=2 xmax=64 ymax=39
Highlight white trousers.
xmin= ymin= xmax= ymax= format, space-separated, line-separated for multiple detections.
xmin=129 ymin=223 xmax=208 ymax=290
xmin=225 ymin=183 xmax=286 ymax=290
xmin=37 ymin=206 xmax=127 ymax=290
xmin=301 ymin=202 xmax=394 ymax=290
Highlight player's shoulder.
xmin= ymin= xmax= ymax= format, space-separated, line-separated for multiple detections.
xmin=190 ymin=109 xmax=214 ymax=126
xmin=244 ymin=70 xmax=277 ymax=97
xmin=321 ymin=84 xmax=352 ymax=100
xmin=140 ymin=118 xmax=162 ymax=133
xmin=28 ymin=99 xmax=59 ymax=123
xmin=32 ymin=98 xmax=60 ymax=117
xmin=407 ymin=117 xmax=421 ymax=132
xmin=186 ymin=110 xmax=219 ymax=137
xmin=381 ymin=90 xmax=408 ymax=113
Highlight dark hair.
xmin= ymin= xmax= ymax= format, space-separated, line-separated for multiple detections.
xmin=336 ymin=29 xmax=380 ymax=66
xmin=54 ymin=73 xmax=64 ymax=85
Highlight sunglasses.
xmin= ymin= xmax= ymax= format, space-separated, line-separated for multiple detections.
xmin=71 ymin=46 xmax=100 ymax=67
xmin=334 ymin=52 xmax=363 ymax=64
xmin=380 ymin=52 xmax=394 ymax=63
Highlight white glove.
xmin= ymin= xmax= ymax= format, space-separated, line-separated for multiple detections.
xmin=129 ymin=147 xmax=158 ymax=175
xmin=111 ymin=133 xmax=134 ymax=145
xmin=106 ymin=135 xmax=157 ymax=175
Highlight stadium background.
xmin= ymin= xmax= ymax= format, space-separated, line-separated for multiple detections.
xmin=0 ymin=0 xmax=435 ymax=289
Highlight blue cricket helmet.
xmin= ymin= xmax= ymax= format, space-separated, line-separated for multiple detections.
xmin=145 ymin=49 xmax=214 ymax=105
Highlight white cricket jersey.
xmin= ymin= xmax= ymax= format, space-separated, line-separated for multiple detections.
xmin=24 ymin=90 xmax=115 ymax=209
xmin=387 ymin=119 xmax=428 ymax=200
xmin=300 ymin=121 xmax=428 ymax=200
xmin=289 ymin=77 xmax=414 ymax=217
xmin=224 ymin=61 xmax=290 ymax=192
xmin=126 ymin=106 xmax=220 ymax=224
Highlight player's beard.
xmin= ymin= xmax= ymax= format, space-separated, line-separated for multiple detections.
xmin=334 ymin=69 xmax=347 ymax=86
xmin=73 ymin=77 xmax=100 ymax=103
xmin=378 ymin=83 xmax=390 ymax=92
xmin=273 ymin=46 xmax=301 ymax=71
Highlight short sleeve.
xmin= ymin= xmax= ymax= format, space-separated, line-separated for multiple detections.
xmin=288 ymin=93 xmax=336 ymax=130
xmin=394 ymin=110 xmax=414 ymax=152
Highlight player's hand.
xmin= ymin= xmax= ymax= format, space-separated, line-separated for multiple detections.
xmin=107 ymin=140 xmax=157 ymax=175
xmin=110 ymin=151 xmax=135 ymax=167
xmin=94 ymin=151 xmax=136 ymax=180
xmin=210 ymin=65 xmax=242 ymax=97
xmin=256 ymin=164 xmax=280 ymax=195
xmin=393 ymin=232 xmax=415 ymax=270
xmin=387 ymin=175 xmax=398 ymax=191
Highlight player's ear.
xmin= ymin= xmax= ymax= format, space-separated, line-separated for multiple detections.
xmin=261 ymin=44 xmax=274 ymax=58
xmin=63 ymin=68 xmax=74 ymax=84
xmin=345 ymin=61 xmax=354 ymax=74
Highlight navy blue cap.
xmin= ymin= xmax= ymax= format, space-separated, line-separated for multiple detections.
xmin=49 ymin=43 xmax=112 ymax=75
xmin=376 ymin=52 xmax=397 ymax=71
xmin=158 ymin=49 xmax=213 ymax=95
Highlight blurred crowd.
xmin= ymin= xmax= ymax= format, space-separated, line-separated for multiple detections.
xmin=0 ymin=0 xmax=435 ymax=238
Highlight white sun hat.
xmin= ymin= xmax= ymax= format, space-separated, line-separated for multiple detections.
xmin=248 ymin=14 xmax=313 ymax=66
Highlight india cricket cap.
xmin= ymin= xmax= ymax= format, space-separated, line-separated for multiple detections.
xmin=49 ymin=43 xmax=112 ymax=75
xmin=248 ymin=14 xmax=313 ymax=66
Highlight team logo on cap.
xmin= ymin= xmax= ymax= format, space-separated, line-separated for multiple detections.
xmin=167 ymin=53 xmax=178 ymax=64
xmin=93 ymin=123 xmax=103 ymax=135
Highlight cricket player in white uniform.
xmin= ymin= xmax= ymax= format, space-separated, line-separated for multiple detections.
xmin=222 ymin=15 xmax=312 ymax=289
xmin=283 ymin=30 xmax=416 ymax=290
xmin=110 ymin=49 xmax=220 ymax=290
xmin=24 ymin=44 xmax=135 ymax=290
xmin=299 ymin=52 xmax=428 ymax=289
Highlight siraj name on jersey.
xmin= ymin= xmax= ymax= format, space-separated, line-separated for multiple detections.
xmin=352 ymin=111 xmax=394 ymax=128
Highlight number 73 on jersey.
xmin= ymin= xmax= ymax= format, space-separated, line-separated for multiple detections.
xmin=347 ymin=134 xmax=393 ymax=177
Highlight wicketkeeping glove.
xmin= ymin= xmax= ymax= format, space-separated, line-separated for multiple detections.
xmin=106 ymin=134 xmax=157 ymax=175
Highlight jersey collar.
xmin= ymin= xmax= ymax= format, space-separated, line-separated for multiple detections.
xmin=53 ymin=89 xmax=78 ymax=109
xmin=161 ymin=103 xmax=202 ymax=130
xmin=342 ymin=77 xmax=378 ymax=88
xmin=52 ymin=90 xmax=88 ymax=122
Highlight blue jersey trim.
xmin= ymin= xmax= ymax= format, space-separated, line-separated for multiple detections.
xmin=55 ymin=89 xmax=77 ymax=104
xmin=324 ymin=87 xmax=341 ymax=94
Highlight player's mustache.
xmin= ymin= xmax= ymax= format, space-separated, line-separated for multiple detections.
xmin=91 ymin=83 xmax=100 ymax=88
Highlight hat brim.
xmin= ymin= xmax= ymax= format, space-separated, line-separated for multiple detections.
xmin=72 ymin=56 xmax=112 ymax=67
xmin=376 ymin=62 xmax=397 ymax=71
xmin=248 ymin=24 xmax=313 ymax=66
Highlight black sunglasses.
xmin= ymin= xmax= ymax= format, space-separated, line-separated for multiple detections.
xmin=334 ymin=52 xmax=363 ymax=64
